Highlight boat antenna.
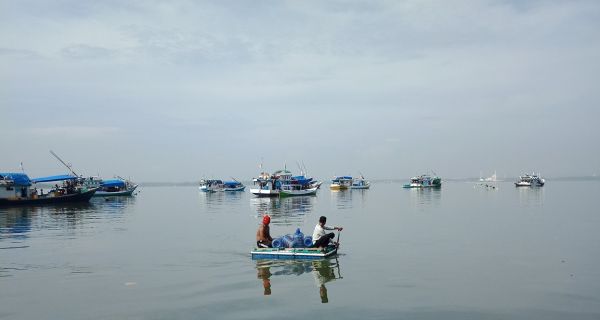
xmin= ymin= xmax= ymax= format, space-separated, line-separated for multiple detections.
xmin=20 ymin=161 xmax=25 ymax=173
xmin=50 ymin=150 xmax=79 ymax=177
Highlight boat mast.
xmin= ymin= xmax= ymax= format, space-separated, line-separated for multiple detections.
xmin=49 ymin=150 xmax=79 ymax=177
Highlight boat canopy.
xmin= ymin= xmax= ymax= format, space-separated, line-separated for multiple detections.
xmin=101 ymin=179 xmax=126 ymax=188
xmin=334 ymin=176 xmax=353 ymax=180
xmin=30 ymin=174 xmax=77 ymax=183
xmin=223 ymin=181 xmax=241 ymax=187
xmin=0 ymin=173 xmax=32 ymax=186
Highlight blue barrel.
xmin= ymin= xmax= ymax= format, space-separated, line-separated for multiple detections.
xmin=293 ymin=228 xmax=304 ymax=248
xmin=282 ymin=234 xmax=294 ymax=248
xmin=272 ymin=238 xmax=284 ymax=248
xmin=303 ymin=236 xmax=313 ymax=247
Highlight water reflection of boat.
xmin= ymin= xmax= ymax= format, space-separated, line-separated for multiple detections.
xmin=255 ymin=258 xmax=342 ymax=303
xmin=408 ymin=186 xmax=442 ymax=207
xmin=250 ymin=196 xmax=314 ymax=225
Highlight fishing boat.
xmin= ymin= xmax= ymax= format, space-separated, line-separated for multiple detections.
xmin=96 ymin=178 xmax=138 ymax=196
xmin=515 ymin=173 xmax=545 ymax=187
xmin=1 ymin=173 xmax=97 ymax=206
xmin=251 ymin=245 xmax=338 ymax=260
xmin=199 ymin=179 xmax=245 ymax=192
xmin=330 ymin=176 xmax=353 ymax=190
xmin=280 ymin=176 xmax=319 ymax=197
xmin=351 ymin=176 xmax=370 ymax=189
xmin=250 ymin=171 xmax=281 ymax=197
xmin=403 ymin=174 xmax=442 ymax=188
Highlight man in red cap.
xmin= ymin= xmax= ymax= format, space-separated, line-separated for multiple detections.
xmin=256 ymin=215 xmax=273 ymax=248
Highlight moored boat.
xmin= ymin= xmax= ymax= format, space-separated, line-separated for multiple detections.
xmin=95 ymin=178 xmax=138 ymax=196
xmin=351 ymin=176 xmax=370 ymax=189
xmin=330 ymin=176 xmax=353 ymax=190
xmin=403 ymin=174 xmax=442 ymax=188
xmin=200 ymin=179 xmax=245 ymax=192
xmin=1 ymin=173 xmax=97 ymax=206
xmin=515 ymin=173 xmax=545 ymax=187
xmin=250 ymin=171 xmax=282 ymax=197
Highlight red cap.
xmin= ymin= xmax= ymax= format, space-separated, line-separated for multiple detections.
xmin=263 ymin=215 xmax=271 ymax=225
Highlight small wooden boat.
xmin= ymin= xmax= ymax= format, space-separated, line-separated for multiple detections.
xmin=251 ymin=246 xmax=338 ymax=260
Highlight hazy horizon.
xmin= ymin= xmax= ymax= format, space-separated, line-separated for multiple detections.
xmin=2 ymin=1 xmax=599 ymax=181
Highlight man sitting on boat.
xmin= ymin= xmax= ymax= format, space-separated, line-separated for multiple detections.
xmin=256 ymin=215 xmax=273 ymax=248
xmin=312 ymin=216 xmax=343 ymax=249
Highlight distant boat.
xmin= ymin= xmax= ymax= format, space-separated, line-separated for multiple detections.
xmin=403 ymin=174 xmax=442 ymax=188
xmin=515 ymin=173 xmax=545 ymax=187
xmin=330 ymin=176 xmax=353 ymax=190
xmin=479 ymin=171 xmax=498 ymax=182
xmin=96 ymin=178 xmax=138 ymax=196
xmin=1 ymin=172 xmax=97 ymax=206
xmin=199 ymin=179 xmax=245 ymax=192
xmin=351 ymin=175 xmax=370 ymax=189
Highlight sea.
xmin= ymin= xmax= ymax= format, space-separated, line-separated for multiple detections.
xmin=1 ymin=180 xmax=599 ymax=320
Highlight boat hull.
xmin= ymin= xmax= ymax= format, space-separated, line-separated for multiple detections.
xmin=0 ymin=188 xmax=98 ymax=206
xmin=250 ymin=188 xmax=280 ymax=197
xmin=279 ymin=187 xmax=318 ymax=197
xmin=251 ymin=246 xmax=337 ymax=260
xmin=94 ymin=185 xmax=137 ymax=196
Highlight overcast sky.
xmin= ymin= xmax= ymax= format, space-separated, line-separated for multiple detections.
xmin=1 ymin=0 xmax=599 ymax=182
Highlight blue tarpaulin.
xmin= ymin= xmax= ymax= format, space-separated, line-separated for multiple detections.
xmin=30 ymin=174 xmax=78 ymax=183
xmin=101 ymin=179 xmax=126 ymax=188
xmin=223 ymin=181 xmax=241 ymax=187
xmin=0 ymin=173 xmax=32 ymax=186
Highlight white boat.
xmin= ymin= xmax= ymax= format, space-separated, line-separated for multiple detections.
xmin=351 ymin=176 xmax=370 ymax=189
xmin=330 ymin=176 xmax=353 ymax=190
xmin=479 ymin=171 xmax=498 ymax=182
xmin=515 ymin=173 xmax=545 ymax=187
xmin=250 ymin=171 xmax=281 ymax=197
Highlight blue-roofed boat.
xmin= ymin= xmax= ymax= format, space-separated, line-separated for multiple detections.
xmin=95 ymin=178 xmax=138 ymax=196
xmin=330 ymin=176 xmax=353 ymax=190
xmin=199 ymin=179 xmax=245 ymax=192
xmin=0 ymin=172 xmax=97 ymax=206
xmin=280 ymin=175 xmax=319 ymax=197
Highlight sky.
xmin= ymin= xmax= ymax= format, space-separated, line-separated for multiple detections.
xmin=1 ymin=0 xmax=599 ymax=182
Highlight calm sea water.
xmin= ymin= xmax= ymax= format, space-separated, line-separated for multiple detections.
xmin=1 ymin=180 xmax=599 ymax=319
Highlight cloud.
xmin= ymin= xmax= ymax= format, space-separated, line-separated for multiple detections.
xmin=61 ymin=44 xmax=115 ymax=60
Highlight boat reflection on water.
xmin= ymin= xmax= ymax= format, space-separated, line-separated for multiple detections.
xmin=517 ymin=185 xmax=545 ymax=208
xmin=331 ymin=189 xmax=353 ymax=210
xmin=408 ymin=187 xmax=442 ymax=208
xmin=91 ymin=195 xmax=137 ymax=215
xmin=0 ymin=203 xmax=96 ymax=240
xmin=199 ymin=188 xmax=245 ymax=213
xmin=250 ymin=196 xmax=315 ymax=226
xmin=255 ymin=258 xmax=342 ymax=303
